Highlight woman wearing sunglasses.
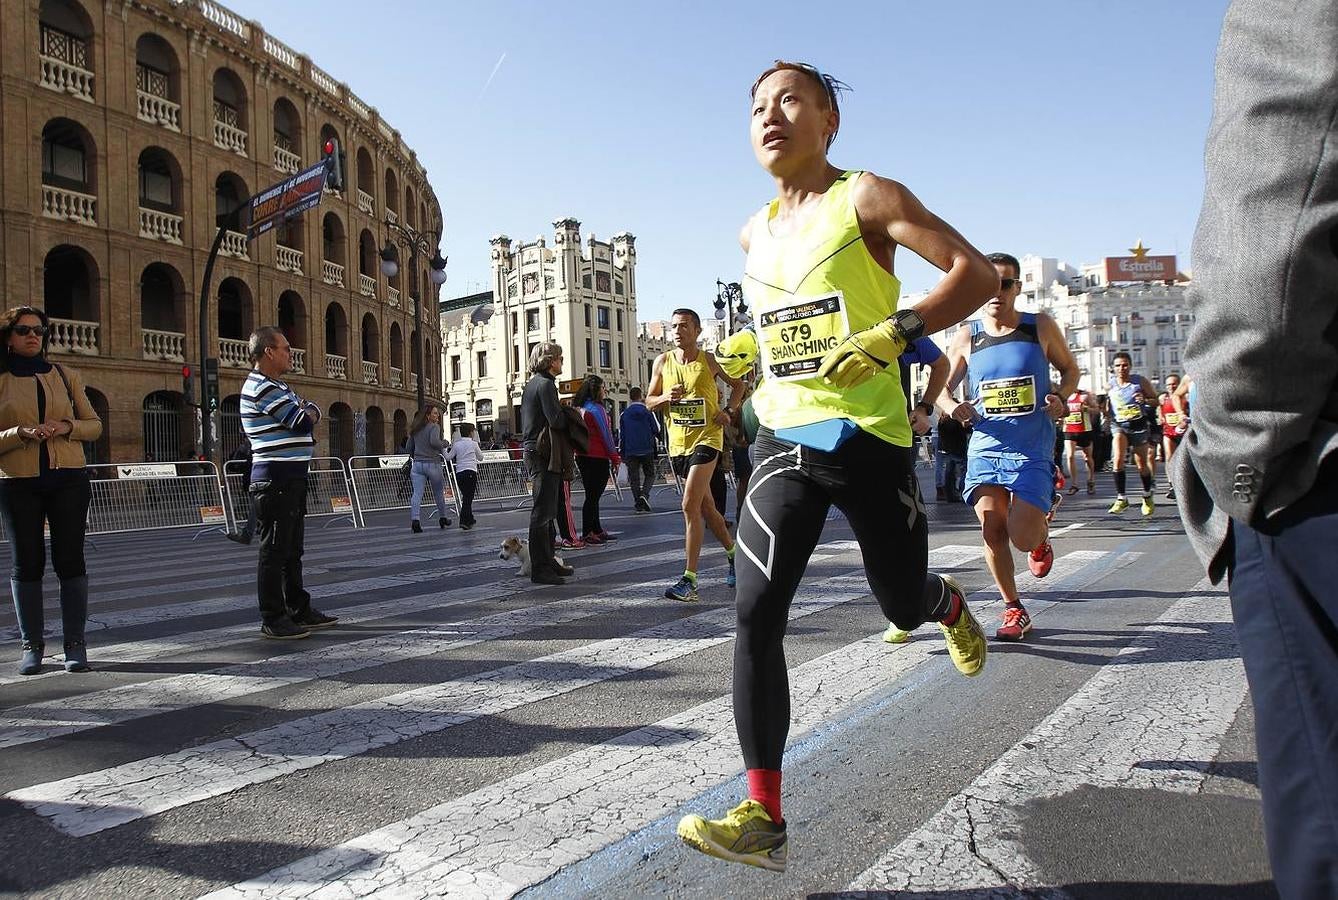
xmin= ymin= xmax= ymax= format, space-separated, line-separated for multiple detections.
xmin=0 ymin=306 xmax=102 ymax=675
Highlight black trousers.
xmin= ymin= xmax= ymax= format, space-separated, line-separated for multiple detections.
xmin=1230 ymin=460 xmax=1338 ymax=900
xmin=734 ymin=428 xmax=942 ymax=771
xmin=456 ymin=470 xmax=478 ymax=526
xmin=576 ymin=456 xmax=610 ymax=536
xmin=0 ymin=474 xmax=91 ymax=581
xmin=625 ymin=454 xmax=656 ymax=502
xmin=525 ymin=452 xmax=560 ymax=574
xmin=251 ymin=478 xmax=311 ymax=625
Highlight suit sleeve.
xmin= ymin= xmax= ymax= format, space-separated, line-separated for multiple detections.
xmin=1180 ymin=0 xmax=1338 ymax=527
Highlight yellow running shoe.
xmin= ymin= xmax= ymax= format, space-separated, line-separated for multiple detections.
xmin=1141 ymin=495 xmax=1155 ymax=516
xmin=883 ymin=623 xmax=912 ymax=644
xmin=677 ymin=799 xmax=787 ymax=873
xmin=936 ymin=574 xmax=986 ymax=677
xmin=1109 ymin=497 xmax=1130 ymax=515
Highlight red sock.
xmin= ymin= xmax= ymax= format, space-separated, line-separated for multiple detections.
xmin=747 ymin=768 xmax=783 ymax=825
xmin=939 ymin=589 xmax=962 ymax=627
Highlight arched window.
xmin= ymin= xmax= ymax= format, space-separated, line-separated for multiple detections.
xmin=389 ymin=322 xmax=404 ymax=373
xmin=83 ymin=386 xmax=110 ymax=464
xmin=139 ymin=262 xmax=185 ymax=360
xmin=38 ymin=0 xmax=94 ymax=101
xmin=364 ymin=406 xmax=386 ymax=455
xmin=220 ymin=394 xmax=244 ymax=461
xmin=142 ymin=390 xmax=186 ymax=462
xmin=324 ymin=302 xmax=349 ymax=370
xmin=356 ymin=147 xmax=375 ymax=205
xmin=212 ymin=67 xmax=248 ymax=156
xmin=43 ymin=244 xmax=99 ymax=355
xmin=217 ymin=277 xmax=253 ymax=368
xmin=272 ymin=97 xmax=302 ymax=173
xmin=137 ymin=146 xmax=179 ymax=212
xmin=41 ymin=118 xmax=94 ymax=194
xmin=384 ymin=168 xmax=399 ymax=219
xmin=134 ymin=32 xmax=180 ymax=130
xmin=327 ymin=402 xmax=354 ymax=460
xmin=393 ymin=409 xmax=408 ymax=449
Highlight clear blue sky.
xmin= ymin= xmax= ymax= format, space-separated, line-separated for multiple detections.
xmin=225 ymin=0 xmax=1230 ymax=321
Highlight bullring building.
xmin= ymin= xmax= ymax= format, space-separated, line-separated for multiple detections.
xmin=3 ymin=0 xmax=446 ymax=462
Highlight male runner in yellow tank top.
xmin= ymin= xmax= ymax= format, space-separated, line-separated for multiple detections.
xmin=646 ymin=308 xmax=745 ymax=602
xmin=676 ymin=60 xmax=999 ymax=873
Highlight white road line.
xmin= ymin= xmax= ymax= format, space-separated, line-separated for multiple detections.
xmin=843 ymin=579 xmax=1239 ymax=896
xmin=0 ymin=536 xmax=682 ymax=689
xmin=0 ymin=559 xmax=742 ymax=749
xmin=198 ymin=550 xmax=1117 ymax=900
xmin=9 ymin=545 xmax=984 ymax=837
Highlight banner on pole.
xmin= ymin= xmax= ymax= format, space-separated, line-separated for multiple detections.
xmin=242 ymin=158 xmax=332 ymax=240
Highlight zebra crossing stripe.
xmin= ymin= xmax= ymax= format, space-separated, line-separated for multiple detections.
xmin=200 ymin=549 xmax=1120 ymax=899
xmin=842 ymin=579 xmax=1240 ymax=895
xmin=0 ymin=536 xmax=686 ymax=689
xmin=10 ymin=546 xmax=969 ymax=836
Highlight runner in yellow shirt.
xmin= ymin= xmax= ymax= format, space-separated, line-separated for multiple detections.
xmin=675 ymin=60 xmax=998 ymax=873
xmin=645 ymin=309 xmax=745 ymax=602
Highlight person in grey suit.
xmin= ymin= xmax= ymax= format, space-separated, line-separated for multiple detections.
xmin=1172 ymin=2 xmax=1338 ymax=897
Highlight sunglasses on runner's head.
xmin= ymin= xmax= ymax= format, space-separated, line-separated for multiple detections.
xmin=11 ymin=325 xmax=47 ymax=337
xmin=779 ymin=62 xmax=839 ymax=107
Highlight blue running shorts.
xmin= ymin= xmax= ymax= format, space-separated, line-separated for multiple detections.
xmin=963 ymin=453 xmax=1054 ymax=514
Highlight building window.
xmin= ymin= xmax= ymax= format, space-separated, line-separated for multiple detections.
xmin=476 ymin=351 xmax=487 ymax=377
xmin=584 ymin=304 xmax=591 ymax=327
xmin=585 ymin=338 xmax=593 ymax=368
xmin=598 ymin=306 xmax=610 ymax=329
xmin=512 ymin=344 xmax=520 ymax=372
xmin=528 ymin=343 xmax=538 ymax=368
xmin=617 ymin=342 xmax=624 ymax=370
xmin=450 ymin=402 xmax=466 ymax=421
xmin=582 ymin=274 xmax=592 ymax=289
xmin=615 ymin=279 xmax=624 ymax=296
xmin=599 ymin=339 xmax=611 ymax=368
xmin=510 ymin=312 xmax=518 ymax=333
xmin=616 ymin=309 xmax=624 ymax=332
xmin=138 ymin=165 xmax=173 ymax=211
xmin=450 ymin=355 xmax=461 ymax=381
xmin=42 ymin=138 xmax=86 ymax=189
xmin=596 ymin=272 xmax=611 ymax=293
xmin=548 ymin=305 xmax=556 ymax=329
xmin=526 ymin=308 xmax=540 ymax=332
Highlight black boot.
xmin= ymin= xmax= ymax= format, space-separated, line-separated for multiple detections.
xmin=439 ymin=516 xmax=451 ymax=529
xmin=60 ymin=575 xmax=90 ymax=673
xmin=411 ymin=520 xmax=423 ymax=533
xmin=11 ymin=579 xmax=44 ymax=676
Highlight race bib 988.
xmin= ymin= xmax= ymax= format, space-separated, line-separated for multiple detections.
xmin=979 ymin=375 xmax=1037 ymax=416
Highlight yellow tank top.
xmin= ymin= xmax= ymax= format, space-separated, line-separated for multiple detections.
xmin=743 ymin=170 xmax=911 ymax=447
xmin=661 ymin=349 xmax=722 ymax=456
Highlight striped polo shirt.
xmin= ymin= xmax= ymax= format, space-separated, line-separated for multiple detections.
xmin=241 ymin=369 xmax=316 ymax=482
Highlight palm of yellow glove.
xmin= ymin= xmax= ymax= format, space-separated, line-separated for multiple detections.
xmin=816 ymin=318 xmax=907 ymax=388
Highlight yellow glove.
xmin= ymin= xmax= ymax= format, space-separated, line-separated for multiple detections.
xmin=714 ymin=328 xmax=759 ymax=379
xmin=816 ymin=318 xmax=907 ymax=388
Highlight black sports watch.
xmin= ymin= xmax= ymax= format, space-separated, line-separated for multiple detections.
xmin=915 ymin=401 xmax=934 ymax=416
xmin=889 ymin=308 xmax=926 ymax=343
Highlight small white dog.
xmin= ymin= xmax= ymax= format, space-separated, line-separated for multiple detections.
xmin=499 ymin=536 xmax=565 ymax=577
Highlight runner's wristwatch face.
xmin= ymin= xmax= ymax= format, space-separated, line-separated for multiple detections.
xmin=890 ymin=309 xmax=926 ymax=343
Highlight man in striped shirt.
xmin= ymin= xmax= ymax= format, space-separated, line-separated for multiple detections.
xmin=241 ymin=326 xmax=338 ymax=639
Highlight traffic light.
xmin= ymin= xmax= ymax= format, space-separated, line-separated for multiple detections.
xmin=182 ymin=365 xmax=194 ymax=403
xmin=322 ymin=137 xmax=344 ymax=191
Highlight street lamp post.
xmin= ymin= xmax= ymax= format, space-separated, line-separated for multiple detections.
xmin=714 ymin=280 xmax=746 ymax=337
xmin=380 ymin=221 xmax=447 ymax=412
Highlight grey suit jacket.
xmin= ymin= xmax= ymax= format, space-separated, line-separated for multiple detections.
xmin=1173 ymin=0 xmax=1338 ymax=583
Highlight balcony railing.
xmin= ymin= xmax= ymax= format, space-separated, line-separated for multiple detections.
xmin=142 ymin=329 xmax=185 ymax=362
xmin=409 ymin=372 xmax=419 ymax=392
xmin=387 ymin=287 xmax=401 ymax=308
xmin=213 ymin=119 xmax=248 ymax=156
xmin=358 ymin=273 xmax=376 ymax=297
xmin=389 ymin=366 xmax=403 ymax=388
xmin=139 ymin=207 xmax=183 ymax=244
xmin=357 ymin=190 xmax=375 ymax=215
xmin=361 ymin=360 xmax=379 ymax=384
xmin=290 ymin=347 xmax=306 ymax=374
xmin=386 ymin=209 xmax=398 ymax=226
xmin=47 ymin=318 xmax=98 ymax=356
xmin=275 ymin=245 xmax=304 ymax=275
xmin=41 ymin=184 xmax=96 ymax=226
xmin=220 ymin=230 xmax=249 ymax=260
xmin=218 ymin=338 xmax=250 ymax=369
xmin=38 ymin=54 xmax=93 ymax=102
xmin=273 ymin=146 xmax=300 ymax=175
xmin=326 ymin=353 xmax=347 ymax=380
xmin=136 ymin=91 xmax=180 ymax=131
xmin=322 ymin=260 xmax=345 ymax=287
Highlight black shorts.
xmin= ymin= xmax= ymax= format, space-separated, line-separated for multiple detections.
xmin=671 ymin=445 xmax=720 ymax=480
xmin=1111 ymin=418 xmax=1153 ymax=446
xmin=1064 ymin=431 xmax=1094 ymax=449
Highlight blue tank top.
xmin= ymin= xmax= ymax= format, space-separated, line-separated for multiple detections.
xmin=966 ymin=314 xmax=1055 ymax=460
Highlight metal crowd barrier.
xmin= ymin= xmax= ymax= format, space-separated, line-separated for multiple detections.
xmin=85 ymin=460 xmax=231 ymax=538
xmin=223 ymin=457 xmax=360 ymax=531
xmin=467 ymin=451 xmax=534 ymax=509
xmin=653 ymin=454 xmax=683 ymax=496
xmin=347 ymin=455 xmax=460 ymax=521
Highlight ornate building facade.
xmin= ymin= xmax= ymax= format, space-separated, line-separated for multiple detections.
xmin=439 ymin=219 xmax=672 ymax=442
xmin=2 ymin=0 xmax=445 ymax=462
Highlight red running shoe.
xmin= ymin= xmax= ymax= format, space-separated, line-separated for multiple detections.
xmin=1028 ymin=541 xmax=1054 ymax=577
xmin=996 ymin=605 xmax=1033 ymax=642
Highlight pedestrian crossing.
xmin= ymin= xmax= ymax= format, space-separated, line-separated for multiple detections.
xmin=0 ymin=512 xmax=1243 ymax=899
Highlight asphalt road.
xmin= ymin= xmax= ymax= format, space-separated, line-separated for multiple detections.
xmin=0 ymin=466 xmax=1277 ymax=899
